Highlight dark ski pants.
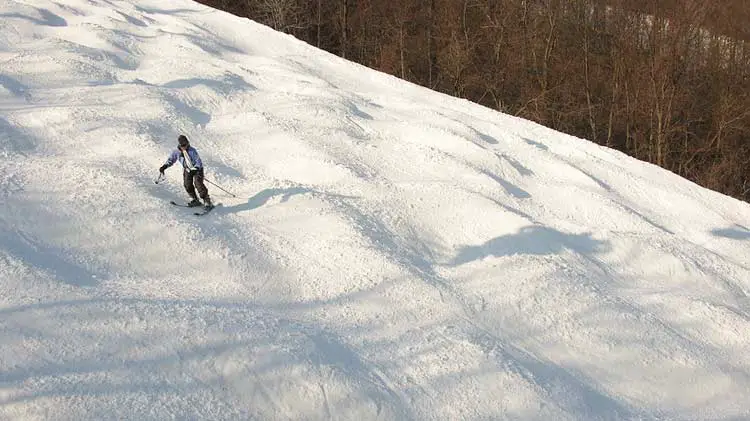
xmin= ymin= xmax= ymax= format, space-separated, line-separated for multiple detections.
xmin=184 ymin=168 xmax=209 ymax=201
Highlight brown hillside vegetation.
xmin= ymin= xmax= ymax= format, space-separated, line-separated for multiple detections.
xmin=198 ymin=0 xmax=750 ymax=202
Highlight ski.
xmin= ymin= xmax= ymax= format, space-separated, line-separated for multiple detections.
xmin=170 ymin=200 xmax=216 ymax=215
xmin=194 ymin=206 xmax=214 ymax=216
xmin=170 ymin=200 xmax=201 ymax=208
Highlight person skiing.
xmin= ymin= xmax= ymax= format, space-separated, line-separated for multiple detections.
xmin=159 ymin=134 xmax=213 ymax=209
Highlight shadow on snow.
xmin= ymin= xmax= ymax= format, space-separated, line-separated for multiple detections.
xmin=450 ymin=225 xmax=609 ymax=266
xmin=0 ymin=8 xmax=67 ymax=27
xmin=221 ymin=187 xmax=357 ymax=214
xmin=712 ymin=225 xmax=750 ymax=241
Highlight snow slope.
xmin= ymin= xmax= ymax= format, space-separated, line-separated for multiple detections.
xmin=1 ymin=0 xmax=750 ymax=420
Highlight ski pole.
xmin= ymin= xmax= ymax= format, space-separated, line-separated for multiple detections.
xmin=154 ymin=173 xmax=165 ymax=184
xmin=204 ymin=177 xmax=237 ymax=197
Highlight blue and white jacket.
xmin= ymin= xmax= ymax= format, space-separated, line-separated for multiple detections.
xmin=163 ymin=146 xmax=203 ymax=171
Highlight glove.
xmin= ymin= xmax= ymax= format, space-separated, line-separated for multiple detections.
xmin=159 ymin=164 xmax=168 ymax=174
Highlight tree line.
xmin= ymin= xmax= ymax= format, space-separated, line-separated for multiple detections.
xmin=197 ymin=0 xmax=750 ymax=202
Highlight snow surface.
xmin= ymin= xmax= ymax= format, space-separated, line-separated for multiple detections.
xmin=1 ymin=0 xmax=750 ymax=420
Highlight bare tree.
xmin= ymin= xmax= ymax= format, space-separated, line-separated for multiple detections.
xmin=195 ymin=0 xmax=750 ymax=202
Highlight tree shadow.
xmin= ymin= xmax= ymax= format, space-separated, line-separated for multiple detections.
xmin=0 ymin=8 xmax=67 ymax=27
xmin=564 ymin=162 xmax=676 ymax=235
xmin=0 ymin=116 xmax=37 ymax=154
xmin=115 ymin=10 xmax=147 ymax=27
xmin=134 ymin=5 xmax=199 ymax=15
xmin=0 ymin=297 xmax=411 ymax=419
xmin=0 ymin=74 xmax=31 ymax=100
xmin=476 ymin=132 xmax=499 ymax=145
xmin=0 ymin=298 xmax=276 ymax=413
xmin=70 ymin=44 xmax=139 ymax=72
xmin=522 ymin=137 xmax=549 ymax=151
xmin=566 ymin=161 xmax=612 ymax=191
xmin=309 ymin=332 xmax=414 ymax=419
xmin=162 ymin=93 xmax=211 ymax=128
xmin=479 ymin=169 xmax=531 ymax=199
xmin=162 ymin=72 xmax=256 ymax=95
xmin=130 ymin=73 xmax=257 ymax=128
xmin=495 ymin=153 xmax=534 ymax=176
xmin=467 ymin=330 xmax=641 ymax=420
xmin=175 ymin=29 xmax=245 ymax=57
xmin=0 ymin=227 xmax=101 ymax=287
xmin=343 ymin=100 xmax=373 ymax=120
xmin=52 ymin=2 xmax=86 ymax=17
xmin=451 ymin=225 xmax=609 ymax=266
xmin=712 ymin=225 xmax=750 ymax=241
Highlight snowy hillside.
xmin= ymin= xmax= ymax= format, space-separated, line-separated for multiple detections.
xmin=2 ymin=0 xmax=750 ymax=420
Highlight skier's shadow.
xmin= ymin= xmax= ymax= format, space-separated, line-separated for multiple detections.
xmin=221 ymin=187 xmax=355 ymax=214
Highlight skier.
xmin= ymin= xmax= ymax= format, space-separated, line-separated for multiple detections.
xmin=159 ymin=134 xmax=213 ymax=209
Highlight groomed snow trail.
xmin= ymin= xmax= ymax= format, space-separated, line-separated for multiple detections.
xmin=1 ymin=1 xmax=750 ymax=420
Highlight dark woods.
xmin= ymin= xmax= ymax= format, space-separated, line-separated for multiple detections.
xmin=198 ymin=0 xmax=750 ymax=202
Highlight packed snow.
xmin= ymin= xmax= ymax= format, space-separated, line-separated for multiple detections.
xmin=1 ymin=0 xmax=750 ymax=420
